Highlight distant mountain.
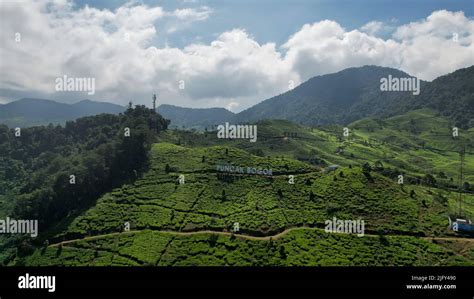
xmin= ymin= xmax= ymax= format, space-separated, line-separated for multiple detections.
xmin=9 ymin=65 xmax=471 ymax=129
xmin=159 ymin=65 xmax=473 ymax=129
xmin=237 ymin=65 xmax=473 ymax=128
xmin=0 ymin=98 xmax=124 ymax=127
xmin=414 ymin=66 xmax=474 ymax=128
xmin=236 ymin=66 xmax=425 ymax=126
xmin=157 ymin=104 xmax=235 ymax=130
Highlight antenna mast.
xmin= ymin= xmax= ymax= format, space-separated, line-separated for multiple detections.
xmin=152 ymin=94 xmax=157 ymax=112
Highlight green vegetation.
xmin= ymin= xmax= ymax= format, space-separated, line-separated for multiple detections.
xmin=23 ymin=229 xmax=471 ymax=266
xmin=0 ymin=106 xmax=169 ymax=264
xmin=2 ymin=107 xmax=473 ymax=266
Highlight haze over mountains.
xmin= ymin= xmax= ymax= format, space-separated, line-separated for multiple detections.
xmin=1 ymin=65 xmax=473 ymax=129
xmin=157 ymin=105 xmax=235 ymax=129
xmin=159 ymin=65 xmax=474 ymax=129
xmin=0 ymin=99 xmax=124 ymax=127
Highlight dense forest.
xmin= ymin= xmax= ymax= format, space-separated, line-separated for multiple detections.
xmin=0 ymin=105 xmax=169 ymax=253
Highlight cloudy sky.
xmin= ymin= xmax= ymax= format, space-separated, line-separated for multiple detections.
xmin=0 ymin=0 xmax=473 ymax=111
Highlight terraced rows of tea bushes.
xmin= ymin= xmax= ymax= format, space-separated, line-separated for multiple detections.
xmin=18 ymin=110 xmax=474 ymax=266
xmin=204 ymin=110 xmax=473 ymax=183
xmin=48 ymin=140 xmax=450 ymax=246
xmin=24 ymin=229 xmax=472 ymax=266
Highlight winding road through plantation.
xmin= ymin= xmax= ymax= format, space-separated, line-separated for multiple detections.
xmin=49 ymin=226 xmax=474 ymax=248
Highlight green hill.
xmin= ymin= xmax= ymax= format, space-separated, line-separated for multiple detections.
xmin=14 ymin=112 xmax=474 ymax=266
xmin=3 ymin=107 xmax=473 ymax=266
xmin=24 ymin=229 xmax=471 ymax=266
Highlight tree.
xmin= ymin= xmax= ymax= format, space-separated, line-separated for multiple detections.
xmin=10 ymin=105 xmax=169 ymax=232
xmin=374 ymin=161 xmax=384 ymax=171
xmin=221 ymin=189 xmax=226 ymax=201
xmin=208 ymin=234 xmax=218 ymax=247
xmin=438 ymin=171 xmax=447 ymax=179
xmin=362 ymin=162 xmax=372 ymax=180
xmin=463 ymin=182 xmax=470 ymax=191
xmin=279 ymin=246 xmax=287 ymax=259
xmin=277 ymin=189 xmax=283 ymax=198
xmin=423 ymin=174 xmax=436 ymax=188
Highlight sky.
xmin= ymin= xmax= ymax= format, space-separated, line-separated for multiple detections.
xmin=0 ymin=0 xmax=473 ymax=111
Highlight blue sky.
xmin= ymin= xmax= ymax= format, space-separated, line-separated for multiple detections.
xmin=1 ymin=0 xmax=473 ymax=110
xmin=73 ymin=0 xmax=474 ymax=47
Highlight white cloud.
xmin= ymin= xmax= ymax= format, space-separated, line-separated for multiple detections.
xmin=392 ymin=10 xmax=474 ymax=79
xmin=360 ymin=21 xmax=384 ymax=35
xmin=360 ymin=19 xmax=398 ymax=37
xmin=165 ymin=6 xmax=212 ymax=34
xmin=282 ymin=20 xmax=401 ymax=80
xmin=226 ymin=101 xmax=239 ymax=112
xmin=283 ymin=11 xmax=474 ymax=82
xmin=172 ymin=6 xmax=212 ymax=21
xmin=0 ymin=1 xmax=473 ymax=111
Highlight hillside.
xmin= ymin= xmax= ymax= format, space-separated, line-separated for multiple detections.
xmin=162 ymin=109 xmax=474 ymax=223
xmin=0 ymin=98 xmax=124 ymax=127
xmin=6 ymin=109 xmax=473 ymax=266
xmin=159 ymin=65 xmax=474 ymax=129
xmin=0 ymin=106 xmax=169 ymax=263
xmin=237 ymin=65 xmax=423 ymax=126
xmin=168 ymin=109 xmax=473 ymax=182
xmin=17 ymin=141 xmax=473 ymax=266
xmin=416 ymin=66 xmax=474 ymax=128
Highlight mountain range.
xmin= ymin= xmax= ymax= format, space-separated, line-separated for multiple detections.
xmin=0 ymin=99 xmax=124 ymax=127
xmin=2 ymin=65 xmax=473 ymax=129
xmin=159 ymin=65 xmax=474 ymax=129
xmin=157 ymin=105 xmax=234 ymax=129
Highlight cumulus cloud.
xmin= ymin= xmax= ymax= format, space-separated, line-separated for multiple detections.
xmin=226 ymin=101 xmax=240 ymax=112
xmin=166 ymin=6 xmax=212 ymax=33
xmin=283 ymin=11 xmax=473 ymax=82
xmin=360 ymin=21 xmax=384 ymax=35
xmin=0 ymin=1 xmax=473 ymax=111
xmin=392 ymin=10 xmax=474 ymax=79
xmin=282 ymin=20 xmax=401 ymax=80
xmin=172 ymin=6 xmax=212 ymax=21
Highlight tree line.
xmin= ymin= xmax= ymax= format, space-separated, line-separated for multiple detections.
xmin=0 ymin=105 xmax=169 ymax=236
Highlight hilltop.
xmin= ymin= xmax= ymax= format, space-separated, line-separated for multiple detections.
xmin=160 ymin=65 xmax=474 ymax=129
xmin=0 ymin=98 xmax=124 ymax=127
